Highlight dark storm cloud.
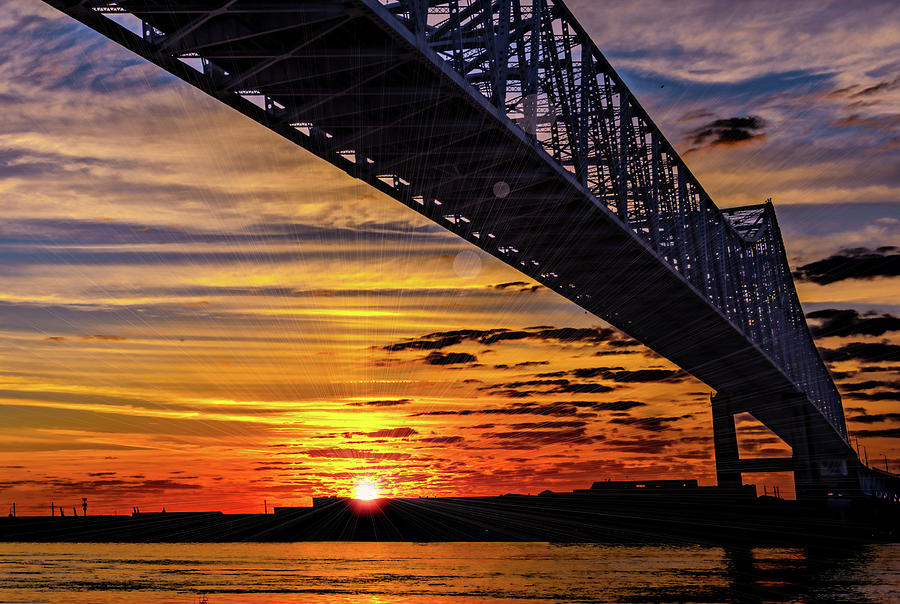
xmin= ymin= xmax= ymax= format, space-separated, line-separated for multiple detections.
xmin=850 ymin=428 xmax=900 ymax=439
xmin=838 ymin=381 xmax=900 ymax=393
xmin=424 ymin=351 xmax=478 ymax=365
xmin=487 ymin=389 xmax=535 ymax=398
xmin=819 ymin=342 xmax=900 ymax=363
xmin=385 ymin=330 xmax=491 ymax=352
xmin=344 ymin=427 xmax=419 ymax=439
xmin=571 ymin=366 xmax=625 ymax=378
xmin=859 ymin=365 xmax=900 ymax=373
xmin=604 ymin=369 xmax=687 ymax=383
xmin=593 ymin=349 xmax=645 ymax=357
xmin=551 ymin=383 xmax=616 ymax=394
xmin=492 ymin=281 xmax=530 ymax=289
xmin=508 ymin=421 xmax=587 ymax=430
xmin=829 ymin=370 xmax=858 ymax=380
xmin=384 ymin=326 xmax=626 ymax=352
xmin=348 ymin=399 xmax=412 ymax=407
xmin=480 ymin=379 xmax=572 ymax=390
xmin=687 ymin=116 xmax=766 ymax=149
xmin=593 ymin=400 xmax=647 ymax=411
xmin=481 ymin=327 xmax=618 ymax=346
xmin=301 ymin=448 xmax=412 ymax=460
xmin=845 ymin=391 xmax=900 ymax=402
xmin=412 ymin=404 xmax=567 ymax=417
xmin=852 ymin=77 xmax=900 ymax=97
xmin=607 ymin=338 xmax=642 ymax=348
xmin=489 ymin=281 xmax=542 ymax=293
xmin=536 ymin=366 xmax=686 ymax=383
xmin=411 ymin=400 xmax=644 ymax=419
xmin=479 ymin=377 xmax=616 ymax=395
xmin=807 ymin=309 xmax=900 ymax=338
xmin=793 ymin=247 xmax=900 ymax=284
xmin=481 ymin=426 xmax=598 ymax=445
xmin=478 ymin=368 xmax=684 ymax=398
xmin=418 ymin=436 xmax=464 ymax=444
xmin=829 ymin=77 xmax=900 ymax=100
xmin=493 ymin=361 xmax=550 ymax=369
xmin=608 ymin=415 xmax=691 ymax=432
xmin=846 ymin=413 xmax=900 ymax=425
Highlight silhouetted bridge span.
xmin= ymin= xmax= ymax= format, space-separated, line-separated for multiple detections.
xmin=42 ymin=0 xmax=898 ymax=503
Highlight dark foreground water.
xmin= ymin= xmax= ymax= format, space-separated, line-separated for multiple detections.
xmin=0 ymin=542 xmax=898 ymax=603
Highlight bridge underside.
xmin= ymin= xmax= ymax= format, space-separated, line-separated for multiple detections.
xmin=43 ymin=0 xmax=876 ymax=498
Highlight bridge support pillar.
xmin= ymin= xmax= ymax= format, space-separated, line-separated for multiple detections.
xmin=711 ymin=393 xmax=742 ymax=490
xmin=791 ymin=403 xmax=826 ymax=501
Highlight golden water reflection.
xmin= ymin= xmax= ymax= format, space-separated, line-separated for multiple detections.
xmin=0 ymin=541 xmax=895 ymax=602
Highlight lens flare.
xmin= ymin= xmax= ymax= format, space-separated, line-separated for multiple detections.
xmin=354 ymin=481 xmax=379 ymax=501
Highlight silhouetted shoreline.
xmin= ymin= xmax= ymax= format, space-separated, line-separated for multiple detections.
xmin=3 ymin=481 xmax=897 ymax=544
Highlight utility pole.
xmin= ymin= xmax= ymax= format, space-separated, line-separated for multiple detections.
xmin=50 ymin=502 xmax=54 ymax=517
xmin=82 ymin=498 xmax=87 ymax=517
xmin=264 ymin=499 xmax=268 ymax=514
xmin=885 ymin=455 xmax=890 ymax=473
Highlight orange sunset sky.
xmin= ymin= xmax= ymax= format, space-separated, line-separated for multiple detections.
xmin=0 ymin=0 xmax=898 ymax=513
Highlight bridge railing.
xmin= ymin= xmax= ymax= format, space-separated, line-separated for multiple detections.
xmin=859 ymin=465 xmax=900 ymax=503
xmin=380 ymin=0 xmax=846 ymax=436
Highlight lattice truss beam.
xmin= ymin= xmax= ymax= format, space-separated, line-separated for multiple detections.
xmin=48 ymin=0 xmax=845 ymax=438
xmin=384 ymin=0 xmax=845 ymax=435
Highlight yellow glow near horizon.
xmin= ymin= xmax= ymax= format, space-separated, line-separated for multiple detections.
xmin=354 ymin=481 xmax=379 ymax=500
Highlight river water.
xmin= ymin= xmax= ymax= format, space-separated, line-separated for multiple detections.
xmin=0 ymin=542 xmax=898 ymax=603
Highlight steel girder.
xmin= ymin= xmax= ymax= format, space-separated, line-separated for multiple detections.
xmin=377 ymin=0 xmax=846 ymax=437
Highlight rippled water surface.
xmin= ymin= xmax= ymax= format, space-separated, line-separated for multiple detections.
xmin=0 ymin=542 xmax=898 ymax=603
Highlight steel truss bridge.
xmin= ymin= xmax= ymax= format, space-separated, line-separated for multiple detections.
xmin=42 ymin=0 xmax=898 ymax=502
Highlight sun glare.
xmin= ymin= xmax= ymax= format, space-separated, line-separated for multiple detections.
xmin=354 ymin=481 xmax=379 ymax=501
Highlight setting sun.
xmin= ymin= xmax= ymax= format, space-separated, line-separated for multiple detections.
xmin=354 ymin=482 xmax=379 ymax=501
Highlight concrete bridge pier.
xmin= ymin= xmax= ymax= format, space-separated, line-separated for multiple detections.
xmin=711 ymin=393 xmax=742 ymax=491
xmin=789 ymin=403 xmax=829 ymax=501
